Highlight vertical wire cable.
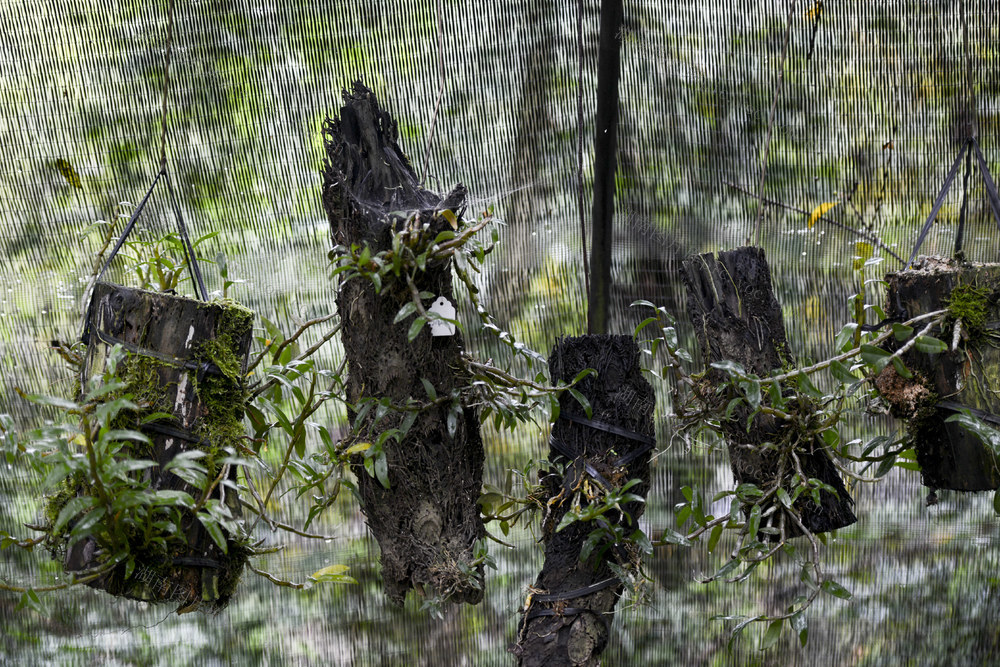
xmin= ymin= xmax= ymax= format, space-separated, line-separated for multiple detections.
xmin=578 ymin=0 xmax=590 ymax=305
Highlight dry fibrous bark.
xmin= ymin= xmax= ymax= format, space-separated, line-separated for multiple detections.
xmin=322 ymin=82 xmax=485 ymax=604
xmin=514 ymin=334 xmax=654 ymax=667
xmin=682 ymin=246 xmax=856 ymax=536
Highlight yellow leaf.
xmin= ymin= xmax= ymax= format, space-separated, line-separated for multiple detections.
xmin=55 ymin=158 xmax=82 ymax=189
xmin=441 ymin=209 xmax=458 ymax=230
xmin=852 ymin=242 xmax=874 ymax=271
xmin=343 ymin=441 xmax=371 ymax=455
xmin=311 ymin=564 xmax=349 ymax=578
xmin=807 ymin=201 xmax=837 ymax=228
xmin=310 ymin=564 xmax=356 ymax=584
xmin=804 ymin=2 xmax=823 ymax=21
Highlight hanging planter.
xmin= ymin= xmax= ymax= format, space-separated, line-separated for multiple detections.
xmin=877 ymin=257 xmax=1000 ymax=491
xmin=42 ymin=168 xmax=255 ymax=612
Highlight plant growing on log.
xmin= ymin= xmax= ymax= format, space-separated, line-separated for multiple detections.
xmin=0 ymin=227 xmax=356 ymax=612
xmin=631 ymin=276 xmax=962 ymax=649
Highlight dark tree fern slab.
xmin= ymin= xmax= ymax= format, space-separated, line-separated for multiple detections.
xmin=322 ymin=82 xmax=485 ymax=604
xmin=58 ymin=282 xmax=252 ymax=611
xmin=878 ymin=256 xmax=1000 ymax=491
xmin=682 ymin=247 xmax=856 ymax=536
xmin=513 ymin=335 xmax=655 ymax=667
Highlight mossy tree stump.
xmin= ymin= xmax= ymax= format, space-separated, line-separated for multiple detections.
xmin=59 ymin=282 xmax=253 ymax=610
xmin=682 ymin=247 xmax=856 ymax=536
xmin=322 ymin=82 xmax=486 ymax=604
xmin=878 ymin=256 xmax=1000 ymax=491
xmin=514 ymin=335 xmax=655 ymax=667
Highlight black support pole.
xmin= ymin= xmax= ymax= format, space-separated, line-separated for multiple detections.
xmin=587 ymin=0 xmax=624 ymax=335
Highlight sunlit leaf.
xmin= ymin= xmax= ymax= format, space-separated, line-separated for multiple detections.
xmin=807 ymin=201 xmax=837 ymax=228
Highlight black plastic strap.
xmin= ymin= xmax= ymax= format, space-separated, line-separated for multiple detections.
xmin=95 ymin=171 xmax=163 ymax=284
xmin=558 ymin=412 xmax=656 ymax=446
xmin=164 ymin=169 xmax=208 ymax=301
xmin=88 ymin=328 xmax=222 ymax=378
xmin=529 ymin=577 xmax=618 ymax=603
xmin=171 ymin=556 xmax=223 ymax=569
xmin=971 ymin=137 xmax=1000 ymax=233
xmin=954 ymin=144 xmax=974 ymax=257
xmin=91 ymin=166 xmax=208 ymax=302
xmin=907 ymin=141 xmax=969 ymax=268
xmin=937 ymin=400 xmax=1000 ymax=426
xmin=143 ymin=420 xmax=214 ymax=447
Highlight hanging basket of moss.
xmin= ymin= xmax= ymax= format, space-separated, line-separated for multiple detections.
xmin=877 ymin=256 xmax=1000 ymax=491
xmin=45 ymin=281 xmax=254 ymax=611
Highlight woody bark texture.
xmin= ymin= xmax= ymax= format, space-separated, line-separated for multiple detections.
xmin=880 ymin=256 xmax=1000 ymax=491
xmin=66 ymin=283 xmax=252 ymax=611
xmin=514 ymin=335 xmax=654 ymax=667
xmin=682 ymin=246 xmax=856 ymax=536
xmin=321 ymin=82 xmax=485 ymax=604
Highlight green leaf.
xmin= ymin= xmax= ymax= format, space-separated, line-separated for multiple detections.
xmin=760 ymin=619 xmax=783 ymax=651
xmin=408 ymin=317 xmax=426 ymax=342
xmin=795 ymin=372 xmax=823 ymax=399
xmin=892 ymin=357 xmax=913 ymax=379
xmin=374 ymin=451 xmax=389 ymax=489
xmin=821 ymin=579 xmax=852 ymax=600
xmin=914 ymin=335 xmax=947 ymax=354
xmin=394 ymin=301 xmax=417 ymax=324
xmin=198 ymin=514 xmax=228 ymax=554
xmin=53 ymin=496 xmax=96 ymax=534
xmin=789 ymin=611 xmax=808 ymax=647
xmin=24 ymin=393 xmax=79 ymax=411
xmin=633 ymin=317 xmax=658 ymax=338
xmin=833 ymin=322 xmax=858 ymax=352
xmin=707 ymin=524 xmax=724 ymax=553
xmin=776 ymin=488 xmax=792 ymax=508
xmin=567 ymin=388 xmax=592 ymax=419
xmin=860 ymin=344 xmax=892 ymax=370
xmin=892 ymin=323 xmax=914 ymax=341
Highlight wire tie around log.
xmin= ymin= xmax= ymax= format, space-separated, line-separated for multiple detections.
xmin=558 ymin=412 xmax=655 ymax=445
xmin=556 ymin=412 xmax=656 ymax=470
xmin=171 ymin=556 xmax=224 ymax=569
xmin=936 ymin=400 xmax=1000 ymax=426
xmin=90 ymin=328 xmax=224 ymax=377
xmin=143 ymin=420 xmax=214 ymax=447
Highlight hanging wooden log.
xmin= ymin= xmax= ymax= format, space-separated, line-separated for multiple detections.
xmin=514 ymin=334 xmax=655 ymax=667
xmin=52 ymin=281 xmax=253 ymax=611
xmin=682 ymin=246 xmax=856 ymax=536
xmin=321 ymin=82 xmax=486 ymax=604
xmin=877 ymin=256 xmax=1000 ymax=491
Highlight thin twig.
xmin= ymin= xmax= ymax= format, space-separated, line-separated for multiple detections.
xmin=727 ymin=180 xmax=905 ymax=264
xmin=240 ymin=501 xmax=338 ymax=540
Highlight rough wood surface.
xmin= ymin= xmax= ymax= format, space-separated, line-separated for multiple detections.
xmin=682 ymin=246 xmax=856 ymax=535
xmin=322 ymin=82 xmax=485 ymax=604
xmin=514 ymin=335 xmax=654 ymax=667
xmin=65 ymin=282 xmax=252 ymax=609
xmin=882 ymin=256 xmax=1000 ymax=491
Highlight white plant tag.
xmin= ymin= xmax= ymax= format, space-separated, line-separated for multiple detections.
xmin=428 ymin=296 xmax=456 ymax=336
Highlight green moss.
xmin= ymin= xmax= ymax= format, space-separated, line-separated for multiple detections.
xmin=946 ymin=283 xmax=992 ymax=336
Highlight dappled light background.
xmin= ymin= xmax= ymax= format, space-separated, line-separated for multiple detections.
xmin=2 ymin=0 xmax=999 ymax=664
